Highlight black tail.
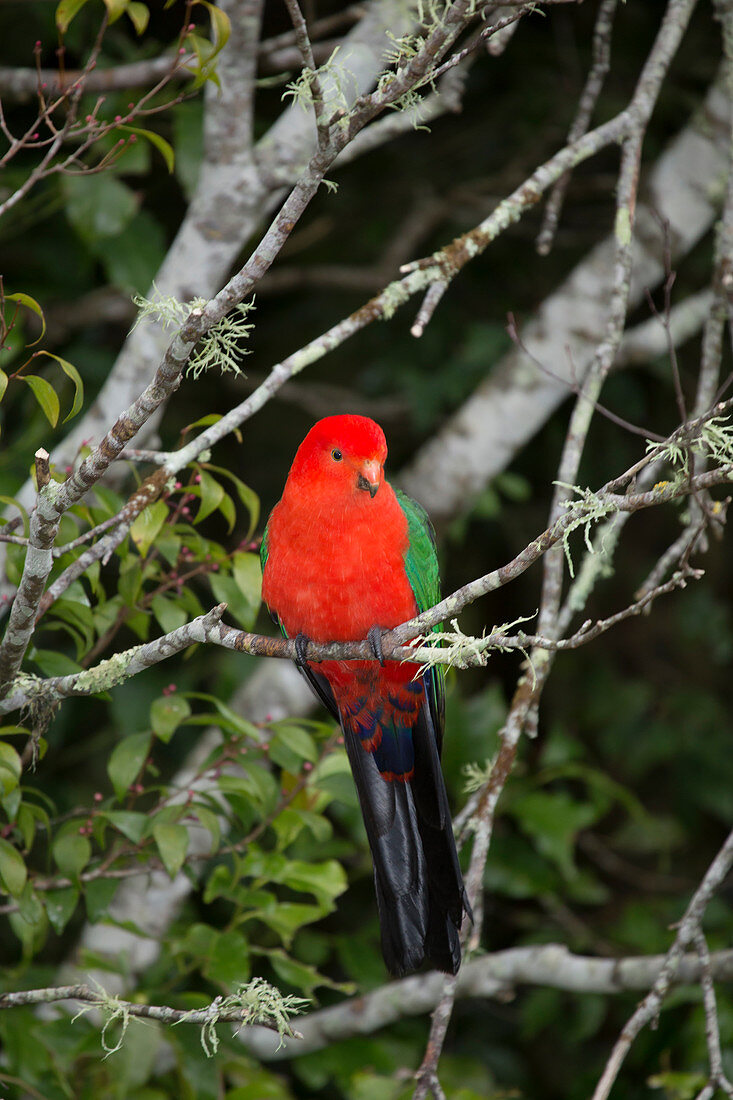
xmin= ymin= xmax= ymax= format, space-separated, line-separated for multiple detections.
xmin=343 ymin=700 xmax=470 ymax=977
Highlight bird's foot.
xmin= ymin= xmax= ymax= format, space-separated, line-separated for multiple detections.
xmin=367 ymin=625 xmax=385 ymax=666
xmin=294 ymin=632 xmax=312 ymax=667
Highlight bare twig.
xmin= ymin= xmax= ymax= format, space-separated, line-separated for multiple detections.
xmin=537 ymin=0 xmax=618 ymax=254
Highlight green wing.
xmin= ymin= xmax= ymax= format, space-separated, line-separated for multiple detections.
xmin=394 ymin=489 xmax=445 ymax=745
xmin=259 ymin=517 xmax=270 ymax=573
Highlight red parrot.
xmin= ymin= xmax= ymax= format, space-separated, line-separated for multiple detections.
xmin=260 ymin=414 xmax=469 ymax=976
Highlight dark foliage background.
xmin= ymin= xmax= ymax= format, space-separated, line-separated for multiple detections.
xmin=0 ymin=2 xmax=731 ymax=1098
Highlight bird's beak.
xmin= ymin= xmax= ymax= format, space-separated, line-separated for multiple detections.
xmin=357 ymin=460 xmax=381 ymax=498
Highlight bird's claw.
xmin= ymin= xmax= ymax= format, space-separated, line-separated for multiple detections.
xmin=294 ymin=632 xmax=311 ymax=667
xmin=368 ymin=625 xmax=385 ymax=666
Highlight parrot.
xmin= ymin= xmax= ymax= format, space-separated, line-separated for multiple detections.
xmin=260 ymin=414 xmax=470 ymax=976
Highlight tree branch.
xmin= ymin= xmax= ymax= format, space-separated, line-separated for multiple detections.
xmin=236 ymin=943 xmax=733 ymax=1061
xmin=592 ymin=827 xmax=733 ymax=1100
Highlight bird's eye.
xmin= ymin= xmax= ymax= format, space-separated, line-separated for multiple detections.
xmin=331 ymin=448 xmax=343 ymax=461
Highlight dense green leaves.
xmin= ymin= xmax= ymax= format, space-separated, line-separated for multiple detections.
xmin=0 ymin=837 xmax=27 ymax=897
xmin=152 ymin=821 xmax=189 ymax=877
xmin=108 ymin=732 xmax=151 ymax=800
xmin=151 ymin=693 xmax=192 ymax=741
xmin=130 ymin=500 xmax=169 ymax=557
xmin=52 ymin=829 xmax=91 ymax=875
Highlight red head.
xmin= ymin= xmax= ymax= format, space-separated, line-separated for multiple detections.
xmin=286 ymin=415 xmax=388 ymax=501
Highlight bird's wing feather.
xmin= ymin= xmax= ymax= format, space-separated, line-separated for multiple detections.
xmin=394 ymin=489 xmax=445 ymax=754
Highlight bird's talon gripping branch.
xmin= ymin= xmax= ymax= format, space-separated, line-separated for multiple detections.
xmin=368 ymin=625 xmax=385 ymax=666
xmin=294 ymin=632 xmax=311 ymax=667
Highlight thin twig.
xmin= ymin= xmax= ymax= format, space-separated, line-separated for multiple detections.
xmin=592 ymin=828 xmax=733 ymax=1100
xmin=537 ymin=0 xmax=618 ymax=254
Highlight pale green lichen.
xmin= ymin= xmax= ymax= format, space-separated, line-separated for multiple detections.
xmin=71 ymin=981 xmax=131 ymax=1058
xmin=380 ymin=279 xmax=412 ymax=320
xmin=412 ymin=613 xmax=536 ymax=673
xmin=131 ymin=286 xmax=192 ymax=330
xmin=565 ymin=516 xmax=619 ymax=615
xmin=132 ymin=289 xmax=255 ymax=380
xmin=71 ymin=646 xmax=143 ymax=695
xmin=462 ymin=756 xmax=495 ymax=794
xmin=282 ymin=47 xmax=353 ymax=120
xmin=13 ymin=671 xmax=45 ymax=699
xmin=186 ymin=301 xmax=256 ymax=380
xmin=175 ymin=977 xmax=308 ymax=1057
xmin=555 ymin=483 xmax=618 ymax=578
xmin=646 ymin=414 xmax=733 ymax=480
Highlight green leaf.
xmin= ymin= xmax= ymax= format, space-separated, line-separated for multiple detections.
xmin=187 ymin=5 xmax=231 ymax=89
xmin=191 ymin=804 xmax=220 ymax=850
xmin=108 ymin=732 xmax=151 ymax=801
xmin=282 ymin=859 xmax=347 ymax=907
xmin=204 ymin=928 xmax=250 ymax=987
xmin=204 ymin=464 xmax=259 ymax=537
xmin=195 ymin=470 xmax=224 ymax=524
xmin=52 ymin=831 xmax=91 ymax=876
xmin=183 ymin=691 xmax=262 ymax=740
xmin=2 ymin=788 xmax=21 ymax=825
xmin=0 ymin=838 xmax=27 ymax=898
xmin=126 ymin=0 xmax=149 ymax=33
xmin=85 ymin=877 xmax=119 ymax=921
xmin=31 ymin=649 xmax=83 ymax=677
xmin=130 ymin=499 xmax=168 ymax=557
xmin=49 ymin=597 xmax=94 ymax=659
xmin=272 ymin=807 xmax=331 ymax=851
xmin=509 ymin=790 xmax=598 ymax=879
xmin=225 ymin=1074 xmax=295 ymax=1100
xmin=55 ymin=0 xmax=91 ymax=31
xmin=118 ymin=125 xmax=174 ymax=171
xmin=208 ymin=574 xmax=252 ymax=630
xmin=150 ymin=694 xmax=191 ymax=743
xmin=173 ymin=101 xmax=204 ymax=200
xmin=0 ymin=368 xmax=7 ymax=402
xmin=152 ymin=821 xmax=189 ymax=877
xmin=5 ymin=292 xmax=46 ymax=344
xmin=45 ymin=887 xmax=79 ymax=933
xmin=102 ymin=208 xmax=166 ymax=294
xmin=22 ymin=374 xmax=59 ymax=427
xmin=104 ymin=811 xmax=148 ymax=843
xmin=93 ymin=485 xmax=125 ymax=517
xmin=63 ymin=174 xmax=138 ymax=242
xmin=119 ymin=557 xmax=143 ymax=606
xmin=0 ymin=741 xmax=21 ymax=797
xmin=103 ymin=0 xmax=131 ymax=24
xmin=201 ymin=0 xmax=231 ymax=51
xmin=268 ymin=950 xmax=333 ymax=997
xmin=218 ymin=489 xmax=236 ymax=532
xmin=18 ymin=802 xmax=49 ymax=850
xmin=220 ymin=765 xmax=279 ymax=815
xmin=203 ymin=862 xmax=233 ymax=903
xmin=35 ymin=352 xmax=84 ymax=423
xmin=311 ymin=749 xmax=356 ymax=805
xmin=232 ymin=552 xmax=262 ymax=620
xmin=18 ymin=882 xmax=45 ymax=929
xmin=259 ymin=902 xmax=326 ymax=947
xmin=151 ymin=593 xmax=188 ymax=635
xmin=647 ymin=1072 xmax=708 ymax=1100
xmin=271 ymin=723 xmax=317 ymax=765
